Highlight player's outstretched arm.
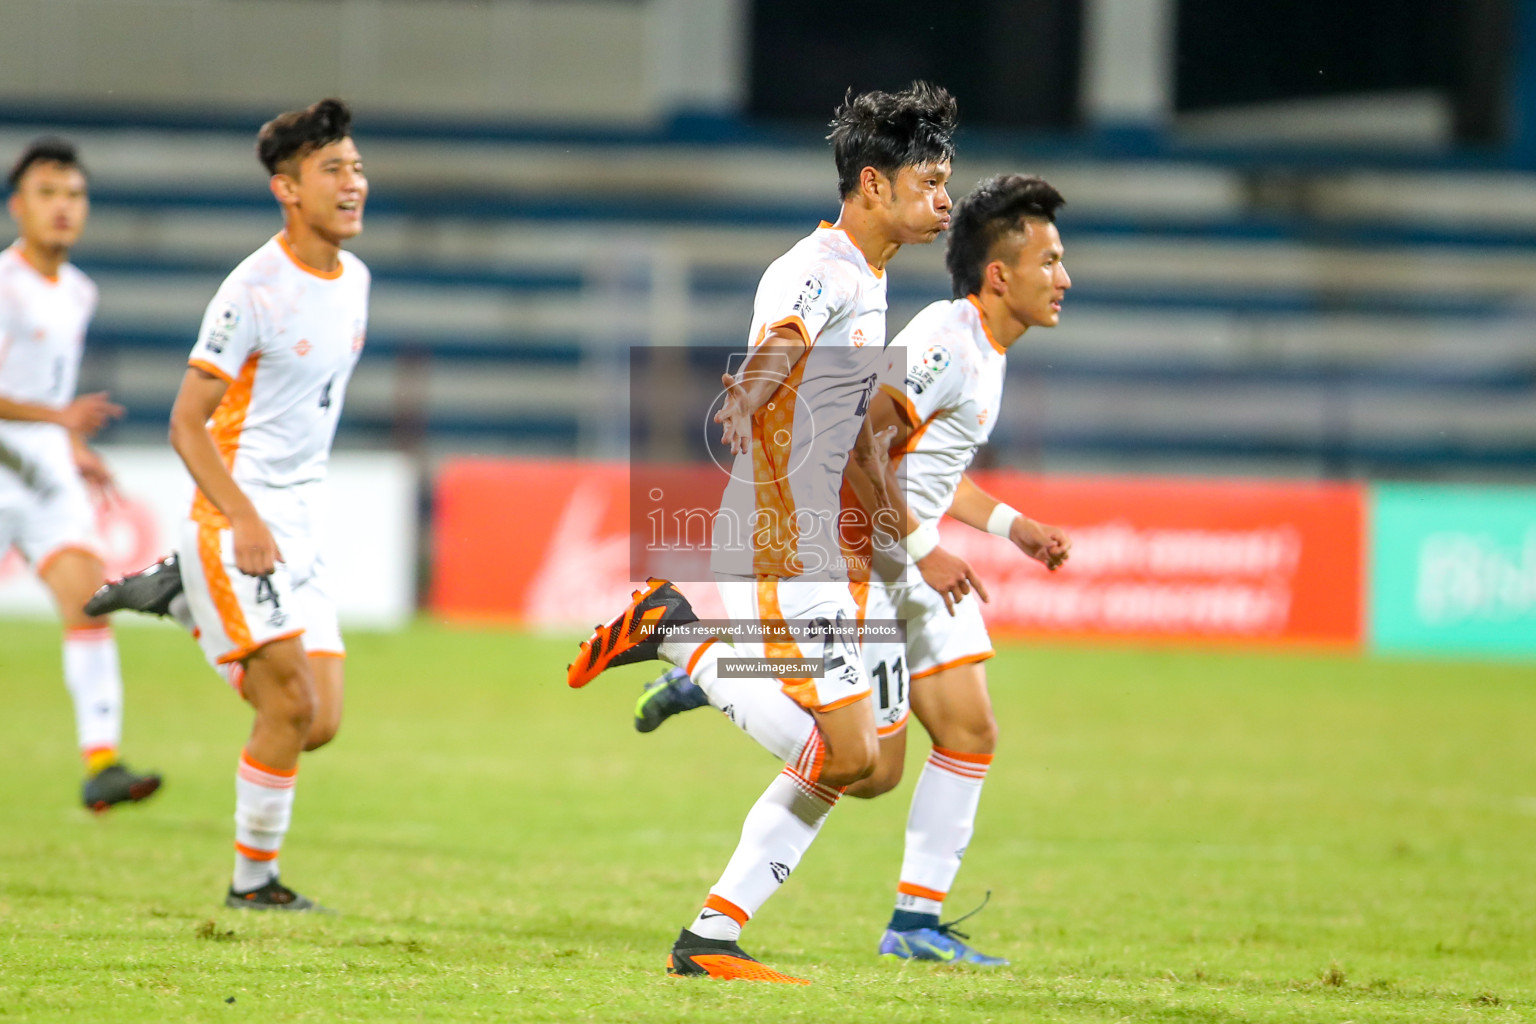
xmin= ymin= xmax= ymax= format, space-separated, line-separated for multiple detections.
xmin=846 ymin=389 xmax=987 ymax=614
xmin=949 ymin=474 xmax=1071 ymax=571
xmin=0 ymin=392 xmax=122 ymax=435
xmin=713 ymin=328 xmax=807 ymax=454
xmin=169 ymin=367 xmax=282 ymax=577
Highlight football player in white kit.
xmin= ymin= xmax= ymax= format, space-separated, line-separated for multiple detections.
xmin=0 ymin=138 xmax=162 ymax=811
xmin=130 ymin=99 xmax=367 ymax=911
xmin=564 ymin=83 xmax=962 ymax=983
xmin=640 ymin=175 xmax=1074 ymax=965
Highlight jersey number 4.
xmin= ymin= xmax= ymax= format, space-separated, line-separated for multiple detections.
xmin=255 ymin=575 xmax=289 ymax=629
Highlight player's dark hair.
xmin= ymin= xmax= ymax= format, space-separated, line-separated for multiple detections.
xmin=827 ymin=81 xmax=959 ymax=199
xmin=945 ymin=174 xmax=1065 ymax=298
xmin=256 ymin=98 xmax=353 ymax=175
xmin=7 ymin=137 xmax=85 ymax=192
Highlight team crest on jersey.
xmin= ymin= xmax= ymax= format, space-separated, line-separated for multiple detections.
xmin=790 ymin=274 xmax=823 ymax=317
xmin=204 ymin=301 xmax=241 ymax=354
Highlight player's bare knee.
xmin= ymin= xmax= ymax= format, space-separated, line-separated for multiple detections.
xmin=257 ymin=663 xmax=316 ymax=735
xmin=303 ymin=716 xmax=339 ymax=751
xmin=844 ymin=757 xmax=903 ymax=799
xmin=934 ymin=712 xmax=998 ymax=756
xmin=820 ymin=736 xmax=879 ymax=788
xmin=966 ymin=714 xmax=999 ymax=754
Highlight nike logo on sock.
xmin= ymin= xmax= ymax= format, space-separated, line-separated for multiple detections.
xmin=698 ymin=910 xmax=726 ymax=920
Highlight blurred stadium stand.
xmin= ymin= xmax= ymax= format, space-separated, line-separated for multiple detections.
xmin=2 ymin=0 xmax=1534 ymax=481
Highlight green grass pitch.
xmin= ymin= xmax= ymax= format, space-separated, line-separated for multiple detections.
xmin=1 ymin=619 xmax=1534 ymax=1023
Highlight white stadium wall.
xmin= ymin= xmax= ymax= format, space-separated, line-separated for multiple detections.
xmin=0 ymin=0 xmax=746 ymax=123
xmin=0 ymin=447 xmax=418 ymax=628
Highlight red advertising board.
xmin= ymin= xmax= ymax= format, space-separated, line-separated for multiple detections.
xmin=432 ymin=459 xmax=1365 ymax=648
xmin=956 ymin=472 xmax=1365 ymax=646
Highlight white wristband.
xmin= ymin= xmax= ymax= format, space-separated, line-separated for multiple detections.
xmin=900 ymin=521 xmax=941 ymax=562
xmin=987 ymin=503 xmax=1021 ymax=538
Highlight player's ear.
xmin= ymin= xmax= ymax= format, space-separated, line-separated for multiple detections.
xmin=858 ymin=165 xmax=888 ymax=205
xmin=268 ymin=173 xmax=300 ymax=208
xmin=984 ymin=258 xmax=1008 ymax=295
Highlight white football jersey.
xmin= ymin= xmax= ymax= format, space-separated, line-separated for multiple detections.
xmin=712 ymin=222 xmax=888 ymax=580
xmin=881 ymin=296 xmax=1007 ymax=529
xmin=187 ymin=234 xmax=369 ymax=525
xmin=0 ymin=242 xmax=98 ymax=489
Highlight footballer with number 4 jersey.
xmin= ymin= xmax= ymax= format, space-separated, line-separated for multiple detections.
xmin=567 ymin=82 xmax=960 ymax=984
xmin=642 ymin=175 xmax=1074 ymax=967
xmin=92 ymin=99 xmax=368 ymax=912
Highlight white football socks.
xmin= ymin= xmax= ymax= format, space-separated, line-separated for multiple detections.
xmin=690 ymin=767 xmax=841 ymax=941
xmin=232 ymin=748 xmax=297 ymax=892
xmin=168 ymin=592 xmax=195 ymax=633
xmin=63 ymin=626 xmax=123 ymax=760
xmin=659 ymin=638 xmax=819 ymax=765
xmin=895 ymin=747 xmax=993 ymax=916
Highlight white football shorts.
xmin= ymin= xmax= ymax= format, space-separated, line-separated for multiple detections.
xmin=178 ymin=480 xmax=342 ymax=668
xmin=0 ymin=434 xmax=101 ymax=571
xmin=715 ymin=573 xmax=871 ymax=713
xmin=862 ymin=578 xmax=994 ymax=736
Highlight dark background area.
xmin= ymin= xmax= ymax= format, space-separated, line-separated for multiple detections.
xmin=1175 ymin=0 xmax=1511 ymax=142
xmin=750 ymin=0 xmax=1512 ymax=143
xmin=749 ymin=0 xmax=1083 ymax=131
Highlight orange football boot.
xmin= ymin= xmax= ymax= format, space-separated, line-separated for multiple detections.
xmin=566 ymin=578 xmax=698 ymax=688
xmin=667 ymin=929 xmax=809 ymax=984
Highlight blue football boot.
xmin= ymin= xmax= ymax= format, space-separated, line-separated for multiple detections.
xmin=879 ymin=893 xmax=1008 ymax=966
xmin=879 ymin=924 xmax=1009 ymax=966
xmin=634 ymin=667 xmax=710 ymax=733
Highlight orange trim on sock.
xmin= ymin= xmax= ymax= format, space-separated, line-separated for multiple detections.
xmin=795 ymin=729 xmax=827 ymax=785
xmin=240 ymin=748 xmax=298 ymax=778
xmin=704 ymin=893 xmax=750 ymax=925
xmin=234 ymin=841 xmax=280 ymax=862
xmin=65 ymin=625 xmax=113 ymax=640
xmin=685 ymin=638 xmax=717 ymax=676
xmin=306 ymin=650 xmax=346 ymax=659
xmin=897 ymin=881 xmax=947 ymax=903
xmin=781 ymin=763 xmax=840 ymax=805
xmin=931 ymin=746 xmax=994 ymax=765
